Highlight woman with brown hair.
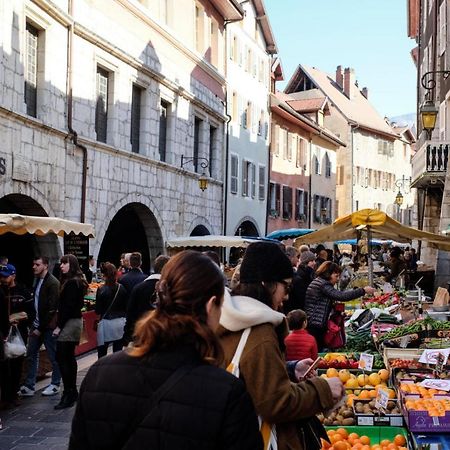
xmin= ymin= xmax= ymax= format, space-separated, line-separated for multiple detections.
xmin=304 ymin=261 xmax=374 ymax=351
xmin=95 ymin=262 xmax=127 ymax=358
xmin=52 ymin=254 xmax=88 ymax=410
xmin=69 ymin=250 xmax=262 ymax=450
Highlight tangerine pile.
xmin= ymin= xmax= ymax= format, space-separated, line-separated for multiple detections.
xmin=346 ymin=387 xmax=396 ymax=406
xmin=322 ymin=429 xmax=407 ymax=450
xmin=400 ymin=382 xmax=447 ymax=398
xmin=322 ymin=369 xmax=389 ymax=390
xmin=404 ymin=398 xmax=450 ymax=416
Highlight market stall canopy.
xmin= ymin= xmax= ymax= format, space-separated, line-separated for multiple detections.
xmin=266 ymin=228 xmax=315 ymax=241
xmin=0 ymin=214 xmax=95 ymax=237
xmin=166 ymin=235 xmax=270 ymax=248
xmin=294 ymin=209 xmax=450 ymax=251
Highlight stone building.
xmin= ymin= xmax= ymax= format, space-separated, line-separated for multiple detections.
xmin=0 ymin=0 xmax=242 ymax=279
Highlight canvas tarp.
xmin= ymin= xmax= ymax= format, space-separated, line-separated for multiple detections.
xmin=0 ymin=214 xmax=95 ymax=237
xmin=166 ymin=235 xmax=265 ymax=248
xmin=293 ymin=209 xmax=450 ymax=251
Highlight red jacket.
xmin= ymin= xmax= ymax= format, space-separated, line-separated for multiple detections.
xmin=284 ymin=329 xmax=318 ymax=361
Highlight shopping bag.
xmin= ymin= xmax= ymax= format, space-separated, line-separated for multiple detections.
xmin=4 ymin=325 xmax=27 ymax=359
xmin=323 ymin=312 xmax=346 ymax=349
xmin=97 ymin=317 xmax=126 ymax=346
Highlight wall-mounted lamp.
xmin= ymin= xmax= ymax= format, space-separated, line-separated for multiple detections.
xmin=394 ymin=191 xmax=404 ymax=206
xmin=181 ymin=155 xmax=210 ymax=191
xmin=420 ymin=70 xmax=450 ymax=139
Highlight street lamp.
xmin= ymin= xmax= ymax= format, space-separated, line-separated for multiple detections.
xmin=420 ymin=70 xmax=450 ymax=138
xmin=180 ymin=155 xmax=210 ymax=191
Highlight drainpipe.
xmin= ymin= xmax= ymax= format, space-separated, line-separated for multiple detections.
xmin=350 ymin=122 xmax=360 ymax=212
xmin=308 ymin=139 xmax=312 ymax=229
xmin=66 ymin=0 xmax=88 ymax=223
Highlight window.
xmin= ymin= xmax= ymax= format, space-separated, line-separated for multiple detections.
xmin=258 ymin=165 xmax=265 ymax=200
xmin=251 ymin=163 xmax=256 ymax=198
xmin=246 ymin=102 xmax=252 ymax=129
xmin=130 ymin=85 xmax=142 ymax=153
xmin=230 ymin=154 xmax=238 ymax=194
xmin=210 ymin=19 xmax=218 ymax=67
xmin=295 ymin=189 xmax=307 ymax=221
xmin=259 ymin=59 xmax=264 ymax=82
xmin=272 ymin=124 xmax=280 ymax=156
xmin=193 ymin=117 xmax=202 ymax=172
xmin=258 ymin=110 xmax=263 ymax=136
xmin=241 ymin=99 xmax=247 ymax=128
xmin=242 ymin=160 xmax=249 ymax=196
xmin=281 ymin=129 xmax=288 ymax=159
xmin=160 ymin=0 xmax=168 ymax=24
xmin=314 ymin=155 xmax=320 ymax=175
xmin=231 ymin=35 xmax=236 ymax=61
xmin=282 ymin=186 xmax=292 ymax=220
xmin=325 ymin=152 xmax=332 ymax=177
xmin=287 ymin=132 xmax=293 ymax=161
xmin=231 ymin=91 xmax=238 ymax=122
xmin=246 ymin=48 xmax=252 ymax=72
xmin=159 ymin=100 xmax=169 ymax=161
xmin=269 ymin=182 xmax=281 ymax=216
xmin=296 ymin=138 xmax=307 ymax=168
xmin=209 ymin=126 xmax=216 ymax=177
xmin=95 ymin=67 xmax=109 ymax=143
xmin=25 ymin=23 xmax=39 ymax=117
xmin=195 ymin=4 xmax=204 ymax=54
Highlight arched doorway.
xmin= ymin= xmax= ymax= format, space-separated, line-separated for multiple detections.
xmin=0 ymin=194 xmax=60 ymax=286
xmin=235 ymin=220 xmax=259 ymax=237
xmin=190 ymin=225 xmax=211 ymax=236
xmin=97 ymin=203 xmax=163 ymax=274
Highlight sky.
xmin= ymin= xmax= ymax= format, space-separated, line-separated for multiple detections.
xmin=264 ymin=0 xmax=417 ymax=119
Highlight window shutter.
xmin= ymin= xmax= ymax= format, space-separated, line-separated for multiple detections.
xmin=258 ymin=165 xmax=265 ymax=200
xmin=251 ymin=163 xmax=256 ymax=198
xmin=231 ymin=155 xmax=238 ymax=194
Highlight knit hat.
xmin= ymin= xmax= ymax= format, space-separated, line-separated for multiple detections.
xmin=300 ymin=251 xmax=316 ymax=265
xmin=240 ymin=242 xmax=293 ymax=283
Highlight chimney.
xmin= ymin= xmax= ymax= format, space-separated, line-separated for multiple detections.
xmin=343 ymin=67 xmax=355 ymax=98
xmin=361 ymin=87 xmax=368 ymax=99
xmin=336 ymin=65 xmax=343 ymax=89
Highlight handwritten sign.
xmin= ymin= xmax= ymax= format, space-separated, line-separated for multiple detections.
xmin=419 ymin=348 xmax=450 ymax=365
xmin=420 ymin=378 xmax=450 ymax=392
xmin=358 ymin=353 xmax=374 ymax=371
xmin=375 ymin=388 xmax=389 ymax=410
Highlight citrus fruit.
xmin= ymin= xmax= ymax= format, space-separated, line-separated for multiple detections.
xmin=327 ymin=368 xmax=339 ymax=378
xmin=378 ymin=369 xmax=389 ymax=381
xmin=345 ymin=378 xmax=359 ymax=389
xmin=360 ymin=436 xmax=370 ymax=445
xmin=368 ymin=373 xmax=381 ymax=386
xmin=336 ymin=428 xmax=349 ymax=439
xmin=339 ymin=369 xmax=351 ymax=383
xmin=357 ymin=374 xmax=369 ymax=386
xmin=393 ymin=435 xmax=406 ymax=446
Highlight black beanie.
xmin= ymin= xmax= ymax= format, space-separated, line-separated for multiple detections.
xmin=240 ymin=242 xmax=293 ymax=283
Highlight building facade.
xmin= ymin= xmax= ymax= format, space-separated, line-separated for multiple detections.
xmin=225 ymin=0 xmax=275 ymax=238
xmin=285 ymin=65 xmax=414 ymax=222
xmin=0 ymin=0 xmax=242 ymax=279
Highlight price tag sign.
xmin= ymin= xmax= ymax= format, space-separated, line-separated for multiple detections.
xmin=436 ymin=352 xmax=445 ymax=373
xmin=420 ymin=378 xmax=450 ymax=391
xmin=375 ymin=388 xmax=389 ymax=411
xmin=419 ymin=348 xmax=450 ymax=365
xmin=358 ymin=353 xmax=374 ymax=371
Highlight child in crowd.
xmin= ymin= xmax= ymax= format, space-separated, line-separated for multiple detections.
xmin=284 ymin=309 xmax=318 ymax=361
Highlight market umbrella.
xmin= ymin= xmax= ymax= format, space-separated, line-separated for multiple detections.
xmin=293 ymin=209 xmax=450 ymax=284
xmin=266 ymin=228 xmax=315 ymax=241
xmin=0 ymin=213 xmax=95 ymax=237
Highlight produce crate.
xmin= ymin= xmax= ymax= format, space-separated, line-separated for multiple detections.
xmin=382 ymin=348 xmax=423 ymax=371
xmin=353 ymin=399 xmax=404 ymax=426
xmin=401 ymin=394 xmax=450 ymax=432
xmin=325 ymin=426 xmax=410 ymax=448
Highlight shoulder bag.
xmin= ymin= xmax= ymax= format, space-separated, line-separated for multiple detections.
xmin=227 ymin=327 xmax=277 ymax=450
xmin=96 ymin=285 xmax=126 ymax=346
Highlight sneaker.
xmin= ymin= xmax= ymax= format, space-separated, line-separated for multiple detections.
xmin=42 ymin=384 xmax=60 ymax=396
xmin=18 ymin=385 xmax=35 ymax=397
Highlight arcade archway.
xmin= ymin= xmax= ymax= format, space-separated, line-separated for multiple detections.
xmin=0 ymin=194 xmax=60 ymax=286
xmin=190 ymin=225 xmax=211 ymax=236
xmin=97 ymin=202 xmax=163 ymax=274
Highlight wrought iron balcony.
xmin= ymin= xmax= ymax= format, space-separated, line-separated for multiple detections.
xmin=411 ymin=142 xmax=448 ymax=188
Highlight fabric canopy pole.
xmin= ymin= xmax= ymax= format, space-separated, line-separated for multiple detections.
xmin=367 ymin=226 xmax=374 ymax=286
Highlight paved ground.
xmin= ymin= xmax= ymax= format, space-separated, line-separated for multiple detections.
xmin=0 ymin=353 xmax=97 ymax=450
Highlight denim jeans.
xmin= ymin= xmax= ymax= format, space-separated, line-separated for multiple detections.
xmin=23 ymin=328 xmax=61 ymax=389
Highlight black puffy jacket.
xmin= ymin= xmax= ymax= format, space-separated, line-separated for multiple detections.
xmin=69 ymin=345 xmax=263 ymax=450
xmin=304 ymin=277 xmax=365 ymax=329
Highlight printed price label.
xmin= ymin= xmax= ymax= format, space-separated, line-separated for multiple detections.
xmin=420 ymin=378 xmax=450 ymax=391
xmin=358 ymin=353 xmax=374 ymax=371
xmin=375 ymin=388 xmax=389 ymax=410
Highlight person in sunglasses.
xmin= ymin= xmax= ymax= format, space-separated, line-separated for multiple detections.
xmin=218 ymin=242 xmax=344 ymax=450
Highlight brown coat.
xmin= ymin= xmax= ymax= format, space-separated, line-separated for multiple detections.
xmin=218 ymin=322 xmax=334 ymax=450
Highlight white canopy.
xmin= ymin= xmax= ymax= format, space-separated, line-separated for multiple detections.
xmin=166 ymin=235 xmax=263 ymax=248
xmin=0 ymin=213 xmax=95 ymax=237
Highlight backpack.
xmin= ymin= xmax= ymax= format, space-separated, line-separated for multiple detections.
xmin=323 ymin=311 xmax=346 ymax=349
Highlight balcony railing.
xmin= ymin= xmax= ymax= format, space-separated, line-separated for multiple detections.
xmin=411 ymin=142 xmax=448 ymax=188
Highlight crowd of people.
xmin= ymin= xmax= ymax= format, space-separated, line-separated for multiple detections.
xmin=0 ymin=240 xmax=415 ymax=449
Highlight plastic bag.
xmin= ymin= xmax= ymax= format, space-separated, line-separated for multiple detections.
xmin=4 ymin=325 xmax=27 ymax=359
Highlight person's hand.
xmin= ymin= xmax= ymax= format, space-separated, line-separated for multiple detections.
xmin=325 ymin=377 xmax=345 ymax=403
xmin=9 ymin=319 xmax=18 ymax=325
xmin=295 ymin=358 xmax=315 ymax=381
xmin=52 ymin=327 xmax=61 ymax=337
xmin=30 ymin=329 xmax=41 ymax=337
xmin=364 ymin=286 xmax=376 ymax=295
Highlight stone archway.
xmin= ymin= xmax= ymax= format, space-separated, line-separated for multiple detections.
xmin=97 ymin=202 xmax=163 ymax=274
xmin=0 ymin=194 xmax=60 ymax=286
xmin=234 ymin=219 xmax=260 ymax=237
xmin=190 ymin=225 xmax=211 ymax=236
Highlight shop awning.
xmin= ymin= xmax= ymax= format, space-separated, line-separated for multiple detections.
xmin=294 ymin=209 xmax=450 ymax=251
xmin=166 ymin=235 xmax=268 ymax=249
xmin=0 ymin=214 xmax=95 ymax=237
xmin=266 ymin=228 xmax=315 ymax=241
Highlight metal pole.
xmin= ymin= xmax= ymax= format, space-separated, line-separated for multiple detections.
xmin=367 ymin=226 xmax=374 ymax=286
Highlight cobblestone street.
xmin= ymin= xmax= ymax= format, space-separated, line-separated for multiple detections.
xmin=0 ymin=354 xmax=95 ymax=450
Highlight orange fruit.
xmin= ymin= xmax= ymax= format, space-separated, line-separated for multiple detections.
xmin=368 ymin=373 xmax=381 ymax=386
xmin=331 ymin=434 xmax=343 ymax=444
xmin=393 ymin=435 xmax=406 ymax=446
xmin=327 ymin=368 xmax=339 ymax=378
xmin=333 ymin=442 xmax=349 ymax=450
xmin=346 ymin=378 xmax=359 ymax=389
xmin=360 ymin=436 xmax=370 ymax=445
xmin=378 ymin=369 xmax=389 ymax=381
xmin=336 ymin=428 xmax=349 ymax=439
xmin=387 ymin=388 xmax=396 ymax=399
xmin=359 ymin=390 xmax=371 ymax=400
xmin=348 ymin=433 xmax=360 ymax=441
xmin=339 ymin=369 xmax=351 ymax=383
xmin=380 ymin=440 xmax=391 ymax=447
xmin=357 ymin=374 xmax=369 ymax=386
